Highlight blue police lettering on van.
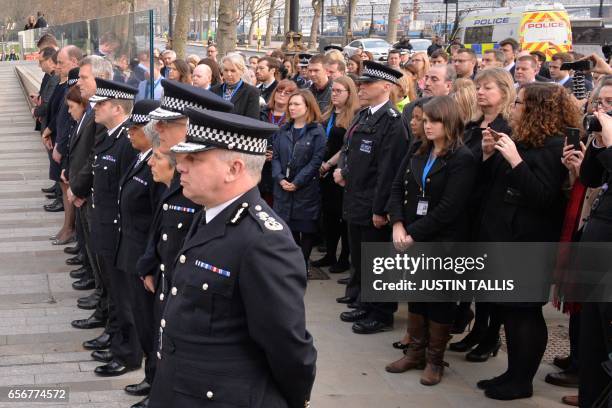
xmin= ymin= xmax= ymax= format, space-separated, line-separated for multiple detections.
xmin=474 ymin=17 xmax=509 ymax=25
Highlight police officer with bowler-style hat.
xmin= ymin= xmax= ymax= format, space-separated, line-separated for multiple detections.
xmin=148 ymin=107 xmax=317 ymax=408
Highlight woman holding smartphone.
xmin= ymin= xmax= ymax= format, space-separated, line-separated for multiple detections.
xmin=475 ymin=83 xmax=581 ymax=400
xmin=384 ymin=96 xmax=476 ymax=386
xmin=271 ymin=90 xmax=327 ymax=273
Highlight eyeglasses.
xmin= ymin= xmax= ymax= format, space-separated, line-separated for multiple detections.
xmin=276 ymin=90 xmax=293 ymax=96
xmin=595 ymin=99 xmax=612 ymax=108
xmin=514 ymin=99 xmax=524 ymax=106
xmin=331 ymin=89 xmax=348 ymax=94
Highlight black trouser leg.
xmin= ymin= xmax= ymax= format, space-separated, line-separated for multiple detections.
xmin=579 ymin=302 xmax=612 ymax=408
xmin=127 ymin=273 xmax=155 ymax=383
xmin=568 ymin=312 xmax=580 ymax=370
xmin=322 ymin=209 xmax=341 ymax=263
xmin=344 ymin=223 xmax=362 ymax=301
xmin=472 ymin=302 xmax=491 ymax=333
xmin=80 ymin=206 xmax=107 ymax=319
xmin=338 ymin=219 xmax=350 ymax=264
xmin=502 ymin=305 xmax=547 ymax=385
xmin=292 ymin=230 xmax=316 ymax=268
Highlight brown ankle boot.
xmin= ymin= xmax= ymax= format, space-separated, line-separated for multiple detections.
xmin=420 ymin=321 xmax=451 ymax=385
xmin=385 ymin=313 xmax=427 ymax=373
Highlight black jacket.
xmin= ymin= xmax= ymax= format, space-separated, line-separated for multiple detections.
xmin=463 ymin=114 xmax=512 ymax=161
xmin=258 ymin=80 xmax=277 ymax=104
xmin=477 ymin=135 xmax=567 ymax=242
xmin=310 ymin=80 xmax=333 ymax=113
xmin=388 ymin=145 xmax=476 ymax=242
xmin=69 ymin=110 xmax=108 ymax=198
xmin=155 ymin=187 xmax=316 ymax=408
xmin=115 ymin=151 xmax=165 ymax=274
xmin=89 ymin=125 xmax=137 ymax=256
xmin=340 ymin=102 xmax=409 ymax=225
xmin=211 ymin=82 xmax=261 ymax=119
xmin=34 ymin=73 xmax=59 ymax=131
xmin=580 ymin=142 xmax=612 ymax=225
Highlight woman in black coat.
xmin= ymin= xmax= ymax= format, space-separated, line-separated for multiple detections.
xmin=271 ymin=90 xmax=326 ymax=272
xmin=211 ymin=53 xmax=261 ymax=119
xmin=450 ymin=68 xmax=516 ymax=361
xmin=384 ymin=96 xmax=476 ymax=387
xmin=475 ymin=83 xmax=581 ymax=401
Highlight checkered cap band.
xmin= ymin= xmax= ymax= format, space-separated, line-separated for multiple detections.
xmin=187 ymin=123 xmax=268 ymax=154
xmin=67 ymin=78 xmax=78 ymax=86
xmin=362 ymin=66 xmax=400 ymax=85
xmin=161 ymin=96 xmax=205 ymax=115
xmin=130 ymin=113 xmax=149 ymax=124
xmin=94 ymin=86 xmax=135 ymax=100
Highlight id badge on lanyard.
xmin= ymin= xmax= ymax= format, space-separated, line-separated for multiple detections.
xmin=417 ymin=152 xmax=436 ymax=216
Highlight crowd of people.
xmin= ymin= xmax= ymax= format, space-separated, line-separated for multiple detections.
xmin=27 ymin=29 xmax=612 ymax=408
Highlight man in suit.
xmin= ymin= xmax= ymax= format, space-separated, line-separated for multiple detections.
xmin=549 ymin=52 xmax=593 ymax=94
xmin=148 ymin=107 xmax=317 ymax=408
xmin=499 ymin=37 xmax=519 ymax=78
xmin=255 ymin=56 xmax=279 ymax=104
xmin=86 ymin=78 xmax=140 ymax=377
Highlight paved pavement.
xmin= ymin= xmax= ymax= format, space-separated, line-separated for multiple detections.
xmin=0 ymin=61 xmax=574 ymax=407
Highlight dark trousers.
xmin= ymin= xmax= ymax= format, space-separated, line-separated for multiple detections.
xmin=321 ymin=208 xmax=349 ymax=264
xmin=345 ymin=222 xmax=397 ymax=323
xmin=98 ymin=254 xmax=142 ymax=368
xmin=127 ymin=272 xmax=156 ymax=383
xmin=579 ymin=302 xmax=612 ymax=408
xmin=79 ymin=205 xmax=108 ymax=321
xmin=569 ymin=312 xmax=580 ymax=371
xmin=409 ymin=302 xmax=455 ymax=325
xmin=74 ymin=209 xmax=93 ymax=280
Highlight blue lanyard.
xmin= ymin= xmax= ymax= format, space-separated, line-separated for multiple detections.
xmin=270 ymin=112 xmax=285 ymax=125
xmin=421 ymin=151 xmax=437 ymax=193
xmin=222 ymin=80 xmax=243 ymax=101
xmin=325 ymin=112 xmax=335 ymax=138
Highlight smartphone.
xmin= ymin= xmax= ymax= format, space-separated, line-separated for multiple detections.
xmin=487 ymin=128 xmax=502 ymax=141
xmin=565 ymin=127 xmax=581 ymax=151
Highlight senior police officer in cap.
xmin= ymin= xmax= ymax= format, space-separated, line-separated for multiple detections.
xmin=99 ymin=99 xmax=165 ymax=407
xmin=148 ymin=107 xmax=317 ymax=408
xmin=334 ymin=60 xmax=408 ymax=334
xmin=127 ymin=81 xmax=233 ymax=408
xmin=149 ymin=79 xmax=234 ymax=155
xmin=86 ymin=78 xmax=141 ymax=377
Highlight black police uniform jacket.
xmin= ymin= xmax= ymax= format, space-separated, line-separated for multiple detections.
xmin=340 ymin=102 xmax=409 ymax=225
xmin=137 ymin=172 xmax=202 ymax=302
xmin=90 ymin=124 xmax=137 ymax=256
xmin=115 ymin=150 xmax=165 ymax=274
xmin=152 ymin=187 xmax=316 ymax=408
xmin=388 ymin=144 xmax=476 ymax=242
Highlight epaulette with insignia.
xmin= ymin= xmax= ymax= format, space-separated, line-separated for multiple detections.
xmin=388 ymin=108 xmax=399 ymax=118
xmin=227 ymin=202 xmax=249 ymax=225
xmin=249 ymin=204 xmax=284 ymax=231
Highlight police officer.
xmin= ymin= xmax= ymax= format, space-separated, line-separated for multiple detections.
xmin=293 ymin=53 xmax=313 ymax=89
xmin=86 ymin=78 xmax=140 ymax=377
xmin=148 ymin=107 xmax=317 ymax=408
xmin=333 ymin=60 xmax=409 ymax=334
xmin=127 ymin=80 xmax=233 ymax=408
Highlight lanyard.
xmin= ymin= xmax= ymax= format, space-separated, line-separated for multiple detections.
xmin=270 ymin=111 xmax=285 ymax=125
xmin=222 ymin=80 xmax=243 ymax=101
xmin=421 ymin=151 xmax=437 ymax=194
xmin=288 ymin=125 xmax=306 ymax=161
xmin=325 ymin=112 xmax=335 ymax=138
xmin=146 ymin=77 xmax=162 ymax=99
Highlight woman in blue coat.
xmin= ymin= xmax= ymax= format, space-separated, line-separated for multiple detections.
xmin=272 ymin=89 xmax=326 ymax=272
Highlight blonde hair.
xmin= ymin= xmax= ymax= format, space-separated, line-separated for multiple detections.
xmin=221 ymin=52 xmax=247 ymax=74
xmin=322 ymin=76 xmax=359 ymax=129
xmin=325 ymin=50 xmax=344 ymax=63
xmin=411 ymin=52 xmax=430 ymax=80
xmin=452 ymin=78 xmax=481 ymax=124
xmin=474 ymin=67 xmax=516 ymax=121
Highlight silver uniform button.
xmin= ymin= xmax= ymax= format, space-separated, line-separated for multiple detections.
xmin=206 ymin=391 xmax=213 ymax=399
xmin=94 ymin=155 xmax=98 ymax=160
xmin=160 ymin=264 xmax=165 ymax=272
xmin=157 ymin=351 xmax=161 ymax=359
xmin=163 ymin=203 xmax=169 ymax=211
xmin=104 ymin=166 xmax=108 ymax=170
xmin=202 ymin=283 xmax=208 ymax=291
xmin=255 ymin=205 xmax=262 ymax=211
xmin=113 ymin=219 xmax=117 ymax=224
xmin=171 ymin=287 xmax=177 ymax=295
xmin=161 ymin=319 xmax=166 ymax=328
xmin=177 ymin=223 xmax=183 ymax=229
xmin=242 ymin=202 xmax=248 ymax=208
xmin=179 ymin=255 xmax=186 ymax=263
xmin=162 ymin=234 xmax=168 ymax=241
xmin=159 ymin=293 xmax=164 ymax=301
xmin=92 ymin=204 xmax=95 ymax=208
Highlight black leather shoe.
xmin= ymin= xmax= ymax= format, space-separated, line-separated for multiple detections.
xmin=72 ymin=278 xmax=95 ymax=291
xmin=66 ymin=255 xmax=84 ymax=266
xmin=77 ymin=298 xmax=98 ymax=310
xmin=44 ymin=198 xmax=64 ymax=212
xmin=64 ymin=245 xmax=80 ymax=255
xmin=477 ymin=372 xmax=511 ymax=390
xmin=553 ymin=355 xmax=572 ymax=370
xmin=340 ymin=309 xmax=367 ymax=322
xmin=484 ymin=382 xmax=533 ymax=400
xmin=131 ymin=396 xmax=149 ymax=408
xmin=45 ymin=193 xmax=59 ymax=199
xmin=78 ymin=292 xmax=99 ymax=304
xmin=311 ymin=256 xmax=334 ymax=268
xmin=337 ymin=277 xmax=349 ymax=285
xmin=95 ymin=360 xmax=137 ymax=377
xmin=71 ymin=314 xmax=105 ymax=330
xmin=352 ymin=318 xmax=393 ymax=334
xmin=125 ymin=380 xmax=151 ymax=396
xmin=70 ymin=266 xmax=88 ymax=279
xmin=83 ymin=332 xmax=111 ymax=350
xmin=449 ymin=329 xmax=484 ymax=352
xmin=91 ymin=350 xmax=113 ymax=363
xmin=544 ymin=370 xmax=579 ymax=388
xmin=329 ymin=261 xmax=350 ymax=273
xmin=336 ymin=296 xmax=354 ymax=304
xmin=347 ymin=302 xmax=359 ymax=309
xmin=466 ymin=339 xmax=502 ymax=362
xmin=41 ymin=183 xmax=57 ymax=193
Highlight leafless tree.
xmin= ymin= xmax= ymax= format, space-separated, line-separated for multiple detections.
xmin=308 ymin=0 xmax=322 ymax=48
xmin=387 ymin=0 xmax=400 ymax=43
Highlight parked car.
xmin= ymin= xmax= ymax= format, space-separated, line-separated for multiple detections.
xmin=343 ymin=38 xmax=392 ymax=61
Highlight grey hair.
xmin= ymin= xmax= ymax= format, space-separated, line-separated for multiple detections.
xmin=443 ymin=64 xmax=457 ymax=83
xmin=80 ymin=55 xmax=113 ymax=79
xmin=147 ymin=120 xmax=177 ymax=167
xmin=221 ymin=52 xmax=247 ymax=74
xmin=217 ymin=150 xmax=265 ymax=181
xmin=161 ymin=50 xmax=177 ymax=60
